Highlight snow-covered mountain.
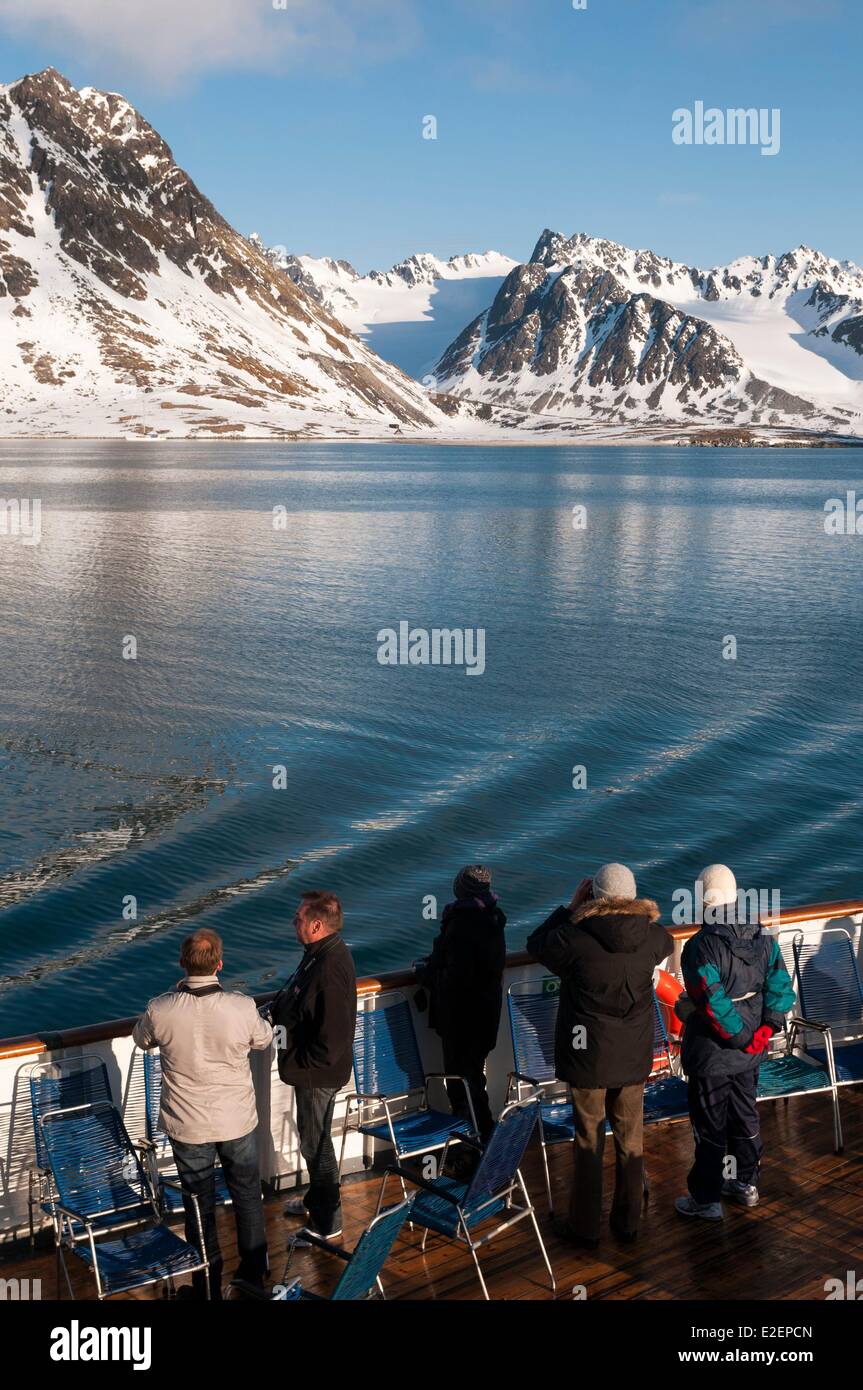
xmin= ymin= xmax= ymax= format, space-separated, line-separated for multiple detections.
xmin=249 ymin=236 xmax=517 ymax=381
xmin=432 ymin=229 xmax=863 ymax=436
xmin=0 ymin=69 xmax=451 ymax=439
xmin=2 ymin=69 xmax=858 ymax=444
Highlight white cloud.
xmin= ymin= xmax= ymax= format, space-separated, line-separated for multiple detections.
xmin=0 ymin=0 xmax=421 ymax=86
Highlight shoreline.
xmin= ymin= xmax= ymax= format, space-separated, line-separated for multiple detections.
xmin=0 ymin=431 xmax=861 ymax=449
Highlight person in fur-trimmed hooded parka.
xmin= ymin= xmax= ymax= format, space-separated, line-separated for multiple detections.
xmin=527 ymin=864 xmax=673 ymax=1248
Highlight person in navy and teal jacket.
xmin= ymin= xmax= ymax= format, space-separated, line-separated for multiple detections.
xmin=674 ymin=864 xmax=796 ymax=1222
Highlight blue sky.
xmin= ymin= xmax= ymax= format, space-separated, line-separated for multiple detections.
xmin=0 ymin=0 xmax=859 ymax=272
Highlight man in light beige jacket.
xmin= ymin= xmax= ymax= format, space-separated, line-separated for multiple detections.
xmin=133 ymin=928 xmax=273 ymax=1298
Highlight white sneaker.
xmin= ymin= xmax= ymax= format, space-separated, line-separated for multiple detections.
xmin=675 ymin=1195 xmax=724 ymax=1221
xmin=722 ymin=1179 xmax=759 ymax=1208
xmin=283 ymin=1196 xmax=309 ymax=1218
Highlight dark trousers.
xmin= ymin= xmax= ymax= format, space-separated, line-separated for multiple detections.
xmin=570 ymin=1084 xmax=645 ymax=1240
xmin=295 ymin=1086 xmax=341 ymax=1235
xmin=171 ymin=1129 xmax=267 ymax=1300
xmin=687 ymin=1070 xmax=762 ymax=1205
xmin=443 ymin=1037 xmax=494 ymax=1142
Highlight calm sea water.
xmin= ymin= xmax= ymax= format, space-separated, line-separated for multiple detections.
xmin=1 ymin=441 xmax=862 ymax=1035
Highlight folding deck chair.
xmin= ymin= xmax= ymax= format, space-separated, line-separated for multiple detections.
xmin=506 ymin=976 xmax=689 ymax=1212
xmin=739 ymin=927 xmax=847 ymax=1154
xmin=228 ymin=1198 xmax=412 ymax=1301
xmin=765 ymin=925 xmax=863 ymax=1153
xmin=383 ymin=1096 xmax=556 ymax=1300
xmin=40 ymin=1100 xmax=209 ymax=1300
xmin=338 ymin=991 xmax=478 ymax=1183
xmin=262 ymin=1198 xmax=412 ymax=1301
xmin=27 ymin=1055 xmax=113 ymax=1246
xmin=141 ymin=1049 xmax=233 ymax=1215
xmin=792 ymin=927 xmax=863 ymax=1082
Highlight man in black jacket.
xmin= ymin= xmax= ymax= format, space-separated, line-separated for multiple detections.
xmin=416 ymin=865 xmax=506 ymax=1142
xmin=271 ymin=891 xmax=356 ymax=1243
xmin=527 ymin=863 xmax=673 ymax=1247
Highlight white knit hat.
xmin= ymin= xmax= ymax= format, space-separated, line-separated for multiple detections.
xmin=697 ymin=864 xmax=738 ymax=916
xmin=592 ymin=862 xmax=637 ymax=901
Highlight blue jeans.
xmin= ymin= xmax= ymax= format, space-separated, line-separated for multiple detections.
xmin=171 ymin=1129 xmax=268 ymax=1299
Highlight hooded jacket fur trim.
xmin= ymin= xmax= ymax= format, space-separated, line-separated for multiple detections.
xmin=570 ymin=897 xmax=661 ymax=924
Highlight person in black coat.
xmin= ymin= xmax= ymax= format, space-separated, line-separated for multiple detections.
xmin=416 ymin=865 xmax=506 ymax=1142
xmin=527 ymin=863 xmax=673 ymax=1247
xmin=270 ymin=891 xmax=356 ymax=1243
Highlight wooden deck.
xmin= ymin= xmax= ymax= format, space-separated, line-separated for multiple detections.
xmin=4 ymin=1088 xmax=862 ymax=1301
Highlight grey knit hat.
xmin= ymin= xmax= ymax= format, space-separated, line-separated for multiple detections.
xmin=592 ymin=862 xmax=637 ymax=901
xmin=453 ymin=864 xmax=492 ymax=899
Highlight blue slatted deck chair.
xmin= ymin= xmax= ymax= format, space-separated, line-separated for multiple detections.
xmin=505 ymin=977 xmax=573 ymax=1213
xmin=506 ymin=977 xmax=689 ymax=1212
xmin=742 ymin=928 xmax=847 ymax=1153
xmin=40 ymin=1101 xmax=209 ymax=1300
xmin=267 ymin=1197 xmax=412 ymax=1301
xmin=338 ymin=991 xmax=477 ymax=1181
xmin=141 ymin=1049 xmax=232 ymax=1215
xmin=793 ymin=926 xmax=863 ymax=1089
xmin=27 ymin=1056 xmax=113 ymax=1246
xmin=382 ymin=1097 xmax=556 ymax=1300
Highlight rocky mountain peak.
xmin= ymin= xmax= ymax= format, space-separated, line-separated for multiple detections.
xmin=529 ymin=228 xmax=568 ymax=265
xmin=433 ymin=225 xmax=863 ymax=436
xmin=0 ymin=67 xmax=448 ymax=437
xmin=368 ymin=252 xmax=444 ymax=288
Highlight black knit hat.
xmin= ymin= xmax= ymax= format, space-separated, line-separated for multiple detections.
xmin=453 ymin=864 xmax=492 ymax=899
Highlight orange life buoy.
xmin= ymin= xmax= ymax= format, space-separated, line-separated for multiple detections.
xmin=655 ymin=968 xmax=685 ymax=1045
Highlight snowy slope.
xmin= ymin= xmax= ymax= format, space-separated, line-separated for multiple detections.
xmin=249 ymin=237 xmax=516 ymax=380
xmin=432 ymin=230 xmax=863 ymax=436
xmin=0 ymin=69 xmax=454 ymax=439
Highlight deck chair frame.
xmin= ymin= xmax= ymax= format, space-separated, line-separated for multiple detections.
xmin=281 ymin=1197 xmax=413 ymax=1300
xmin=337 ymin=990 xmax=478 ymax=1189
xmin=227 ymin=1198 xmax=413 ymax=1301
xmin=40 ymin=1100 xmax=209 ymax=1301
xmin=380 ymin=1097 xmax=555 ymax=1300
xmin=25 ymin=1055 xmax=114 ymax=1247
xmin=782 ymin=924 xmax=863 ymax=1123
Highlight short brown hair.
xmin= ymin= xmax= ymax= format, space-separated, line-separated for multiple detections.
xmin=180 ymin=928 xmax=223 ymax=974
xmin=300 ymin=891 xmax=343 ymax=934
